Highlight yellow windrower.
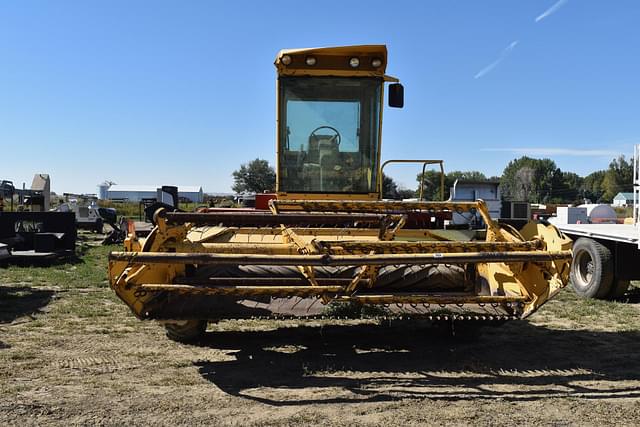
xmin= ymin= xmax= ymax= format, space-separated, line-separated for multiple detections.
xmin=108 ymin=45 xmax=572 ymax=342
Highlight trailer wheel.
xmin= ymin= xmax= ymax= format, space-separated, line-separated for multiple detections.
xmin=165 ymin=320 xmax=207 ymax=343
xmin=608 ymin=279 xmax=630 ymax=300
xmin=570 ymin=238 xmax=613 ymax=299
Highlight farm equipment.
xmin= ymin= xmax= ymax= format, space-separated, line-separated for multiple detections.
xmin=0 ymin=175 xmax=77 ymax=261
xmin=108 ymin=45 xmax=572 ymax=341
xmin=55 ymin=195 xmax=108 ymax=233
xmin=0 ymin=180 xmax=16 ymax=212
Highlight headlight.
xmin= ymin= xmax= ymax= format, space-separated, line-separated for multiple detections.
xmin=281 ymin=55 xmax=292 ymax=65
xmin=305 ymin=56 xmax=317 ymax=66
xmin=371 ymin=58 xmax=382 ymax=68
xmin=349 ymin=57 xmax=360 ymax=68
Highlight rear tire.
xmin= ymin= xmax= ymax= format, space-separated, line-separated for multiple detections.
xmin=165 ymin=320 xmax=207 ymax=343
xmin=570 ymin=238 xmax=613 ymax=299
xmin=608 ymin=279 xmax=630 ymax=300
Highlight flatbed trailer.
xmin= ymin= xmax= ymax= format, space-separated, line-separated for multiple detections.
xmin=553 ymin=222 xmax=638 ymax=299
xmin=553 ymin=144 xmax=640 ymax=299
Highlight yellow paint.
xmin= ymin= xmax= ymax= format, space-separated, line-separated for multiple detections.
xmin=107 ymin=45 xmax=574 ymax=324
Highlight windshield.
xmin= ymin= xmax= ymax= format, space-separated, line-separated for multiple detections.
xmin=278 ymin=77 xmax=382 ymax=194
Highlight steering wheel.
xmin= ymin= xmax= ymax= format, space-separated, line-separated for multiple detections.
xmin=310 ymin=126 xmax=341 ymax=146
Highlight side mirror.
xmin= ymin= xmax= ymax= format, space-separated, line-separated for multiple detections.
xmin=388 ymin=83 xmax=404 ymax=108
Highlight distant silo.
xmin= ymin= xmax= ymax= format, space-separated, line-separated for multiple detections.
xmin=98 ymin=182 xmax=111 ymax=200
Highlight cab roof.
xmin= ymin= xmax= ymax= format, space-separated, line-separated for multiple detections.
xmin=275 ymin=44 xmax=396 ymax=80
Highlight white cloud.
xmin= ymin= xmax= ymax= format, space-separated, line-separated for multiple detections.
xmin=481 ymin=147 xmax=620 ymax=157
xmin=504 ymin=40 xmax=519 ymax=53
xmin=474 ymin=59 xmax=502 ymax=80
xmin=474 ymin=40 xmax=519 ymax=79
xmin=535 ymin=0 xmax=569 ymax=23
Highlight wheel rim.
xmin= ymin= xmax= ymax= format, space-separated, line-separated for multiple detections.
xmin=574 ymin=250 xmax=594 ymax=288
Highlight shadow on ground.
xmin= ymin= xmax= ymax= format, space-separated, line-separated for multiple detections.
xmin=623 ymin=286 xmax=640 ymax=303
xmin=0 ymin=231 xmax=99 ymax=268
xmin=0 ymin=253 xmax=83 ymax=268
xmin=0 ymin=285 xmax=54 ymax=324
xmin=195 ymin=320 xmax=640 ymax=405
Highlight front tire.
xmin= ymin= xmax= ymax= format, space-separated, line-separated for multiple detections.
xmin=570 ymin=238 xmax=613 ymax=299
xmin=165 ymin=320 xmax=207 ymax=343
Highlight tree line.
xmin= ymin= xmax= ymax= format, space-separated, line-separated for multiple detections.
xmin=232 ymin=155 xmax=634 ymax=204
xmin=498 ymin=155 xmax=633 ymax=204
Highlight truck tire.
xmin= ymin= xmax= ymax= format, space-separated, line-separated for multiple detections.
xmin=570 ymin=238 xmax=613 ymax=299
xmin=608 ymin=279 xmax=630 ymax=300
xmin=165 ymin=320 xmax=207 ymax=343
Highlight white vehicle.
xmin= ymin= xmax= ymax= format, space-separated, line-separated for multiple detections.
xmin=55 ymin=199 xmax=105 ymax=233
xmin=549 ymin=145 xmax=640 ymax=299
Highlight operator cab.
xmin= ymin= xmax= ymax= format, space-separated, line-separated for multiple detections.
xmin=275 ymin=45 xmax=403 ymax=200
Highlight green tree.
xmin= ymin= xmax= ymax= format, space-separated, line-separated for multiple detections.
xmin=553 ymin=171 xmax=583 ymax=204
xmin=397 ymin=187 xmax=417 ymax=199
xmin=500 ymin=156 xmax=561 ymax=203
xmin=416 ymin=170 xmax=446 ymax=200
xmin=382 ymin=174 xmax=417 ymax=199
xmin=580 ymin=170 xmax=606 ymax=203
xmin=231 ymin=158 xmax=276 ymax=193
xmin=601 ymin=155 xmax=633 ymax=202
xmin=447 ymin=170 xmax=487 ymax=183
xmin=501 ymin=157 xmax=533 ymax=201
xmin=381 ymin=173 xmax=399 ymax=199
xmin=416 ymin=170 xmax=487 ymax=201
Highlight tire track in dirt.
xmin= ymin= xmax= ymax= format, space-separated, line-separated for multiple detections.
xmin=51 ymin=355 xmax=139 ymax=374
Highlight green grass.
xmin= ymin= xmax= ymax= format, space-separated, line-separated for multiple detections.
xmin=0 ymin=240 xmax=128 ymax=329
xmin=613 ymin=206 xmax=633 ymax=218
xmin=529 ymin=282 xmax=640 ymax=332
xmin=2 ymin=242 xmax=639 ymax=331
xmin=0 ymin=245 xmax=111 ymax=290
xmin=1 ymin=243 xmax=640 ymax=426
xmin=98 ymin=200 xmax=205 ymax=220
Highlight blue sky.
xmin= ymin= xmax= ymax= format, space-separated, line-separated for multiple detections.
xmin=1 ymin=1 xmax=638 ymax=194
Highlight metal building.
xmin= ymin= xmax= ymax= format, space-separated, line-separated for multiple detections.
xmin=449 ymin=179 xmax=502 ymax=226
xmin=104 ymin=185 xmax=204 ymax=203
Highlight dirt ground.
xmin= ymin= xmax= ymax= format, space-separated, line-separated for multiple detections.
xmin=1 ymin=240 xmax=640 ymax=426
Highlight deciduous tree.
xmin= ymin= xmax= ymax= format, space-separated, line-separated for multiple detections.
xmin=416 ymin=170 xmax=487 ymax=201
xmin=232 ymin=159 xmax=276 ymax=193
xmin=601 ymin=155 xmax=633 ymax=202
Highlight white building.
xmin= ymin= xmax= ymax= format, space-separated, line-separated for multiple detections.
xmin=450 ymin=180 xmax=502 ymax=220
xmin=102 ymin=184 xmax=204 ymax=203
xmin=612 ymin=192 xmax=634 ymax=207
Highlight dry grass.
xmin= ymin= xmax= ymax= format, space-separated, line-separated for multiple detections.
xmin=1 ymin=243 xmax=640 ymax=426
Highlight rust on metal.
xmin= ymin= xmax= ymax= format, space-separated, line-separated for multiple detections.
xmin=343 ymin=294 xmax=527 ymax=304
xmin=315 ymin=239 xmax=543 ymax=254
xmin=164 ymin=211 xmax=391 ymax=226
xmin=270 ymin=199 xmax=482 ymax=213
xmin=174 ymin=277 xmax=368 ymax=286
xmin=139 ymin=283 xmax=343 ymax=296
xmin=110 ymin=250 xmax=572 ymax=266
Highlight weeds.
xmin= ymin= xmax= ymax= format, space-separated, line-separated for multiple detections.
xmin=323 ymin=301 xmax=389 ymax=318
